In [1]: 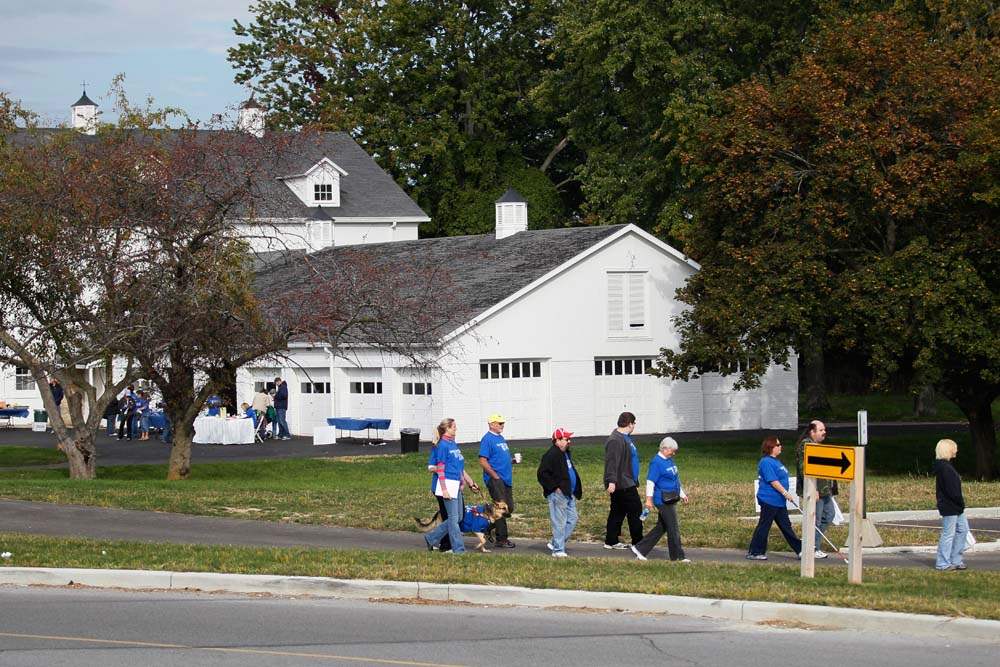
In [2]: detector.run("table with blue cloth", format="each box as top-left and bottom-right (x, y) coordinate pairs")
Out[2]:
(327, 417), (391, 446)
(0, 407), (29, 428)
(147, 411), (167, 431)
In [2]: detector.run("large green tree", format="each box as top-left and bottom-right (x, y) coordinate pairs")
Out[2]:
(654, 11), (999, 477)
(534, 0), (825, 234)
(229, 0), (572, 235)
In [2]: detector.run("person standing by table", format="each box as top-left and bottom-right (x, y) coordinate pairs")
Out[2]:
(934, 438), (969, 571)
(117, 386), (137, 441)
(631, 437), (689, 562)
(747, 436), (802, 560)
(251, 387), (273, 439)
(273, 377), (291, 440)
(479, 413), (515, 549)
(424, 418), (479, 554)
(135, 390), (151, 441)
(103, 394), (119, 437)
(537, 427), (582, 558)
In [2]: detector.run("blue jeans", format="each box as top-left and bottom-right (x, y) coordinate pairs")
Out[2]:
(106, 417), (116, 436)
(749, 502), (802, 556)
(139, 413), (150, 435)
(936, 513), (969, 569)
(275, 409), (290, 438)
(160, 416), (172, 444)
(816, 495), (836, 547)
(547, 491), (578, 554)
(425, 492), (464, 553)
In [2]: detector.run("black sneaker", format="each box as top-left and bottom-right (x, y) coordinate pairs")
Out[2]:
(495, 540), (516, 549)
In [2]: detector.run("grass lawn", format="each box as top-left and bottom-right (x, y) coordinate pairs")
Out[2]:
(0, 446), (66, 467)
(802, 392), (1000, 423)
(2, 532), (999, 620)
(0, 431), (996, 550)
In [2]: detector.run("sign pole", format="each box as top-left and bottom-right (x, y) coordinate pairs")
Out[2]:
(848, 444), (864, 584)
(858, 410), (868, 518)
(800, 476), (817, 578)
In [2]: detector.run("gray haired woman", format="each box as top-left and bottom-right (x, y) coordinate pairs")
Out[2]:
(631, 437), (690, 562)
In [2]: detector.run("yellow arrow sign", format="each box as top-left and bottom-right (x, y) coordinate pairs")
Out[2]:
(803, 443), (857, 481)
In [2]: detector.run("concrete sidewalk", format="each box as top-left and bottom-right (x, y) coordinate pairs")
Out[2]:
(3, 499), (1000, 570)
(1, 566), (997, 644)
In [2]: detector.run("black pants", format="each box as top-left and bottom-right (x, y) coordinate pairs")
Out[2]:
(436, 495), (451, 552)
(635, 502), (685, 560)
(117, 413), (134, 440)
(486, 477), (515, 542)
(748, 502), (802, 556)
(605, 485), (643, 546)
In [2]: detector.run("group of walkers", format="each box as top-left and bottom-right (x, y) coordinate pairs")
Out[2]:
(422, 410), (690, 561)
(422, 412), (973, 570)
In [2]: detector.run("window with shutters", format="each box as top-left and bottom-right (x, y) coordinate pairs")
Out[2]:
(607, 271), (648, 336)
(307, 220), (333, 247)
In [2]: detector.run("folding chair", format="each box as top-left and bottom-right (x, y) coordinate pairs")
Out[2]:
(253, 413), (265, 444)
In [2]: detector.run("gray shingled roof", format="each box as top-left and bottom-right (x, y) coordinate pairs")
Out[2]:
(10, 128), (427, 222)
(257, 225), (626, 337)
(72, 92), (97, 107)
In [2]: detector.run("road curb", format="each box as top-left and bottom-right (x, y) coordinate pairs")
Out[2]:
(1, 567), (997, 643)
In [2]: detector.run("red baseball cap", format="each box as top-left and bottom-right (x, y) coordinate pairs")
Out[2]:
(552, 427), (574, 440)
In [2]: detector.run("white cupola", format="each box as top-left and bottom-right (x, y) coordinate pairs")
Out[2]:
(71, 90), (98, 135)
(495, 187), (528, 239)
(237, 96), (266, 137)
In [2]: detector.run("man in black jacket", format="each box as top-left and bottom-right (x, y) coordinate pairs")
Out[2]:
(273, 377), (291, 440)
(537, 428), (583, 557)
(604, 411), (643, 549)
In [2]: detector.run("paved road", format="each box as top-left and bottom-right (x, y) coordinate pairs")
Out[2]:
(1, 586), (996, 667)
(0, 422), (970, 467)
(3, 499), (999, 571)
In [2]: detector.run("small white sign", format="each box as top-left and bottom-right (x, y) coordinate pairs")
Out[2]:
(857, 410), (868, 445)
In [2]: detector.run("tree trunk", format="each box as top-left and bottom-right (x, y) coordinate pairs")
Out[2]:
(802, 338), (830, 414)
(59, 430), (97, 479)
(167, 420), (194, 480)
(913, 385), (937, 418)
(957, 397), (998, 480)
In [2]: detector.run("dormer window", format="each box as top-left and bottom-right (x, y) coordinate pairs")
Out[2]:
(278, 157), (348, 208)
(314, 183), (333, 202)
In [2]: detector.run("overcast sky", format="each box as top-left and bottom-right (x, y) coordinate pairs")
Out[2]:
(0, 0), (257, 126)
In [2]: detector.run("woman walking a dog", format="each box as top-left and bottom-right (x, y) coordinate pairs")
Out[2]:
(424, 418), (479, 554)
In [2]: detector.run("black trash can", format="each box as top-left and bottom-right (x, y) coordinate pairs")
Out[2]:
(33, 409), (47, 423)
(400, 428), (420, 454)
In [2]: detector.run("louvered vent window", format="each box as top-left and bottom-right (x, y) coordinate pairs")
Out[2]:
(607, 271), (647, 334)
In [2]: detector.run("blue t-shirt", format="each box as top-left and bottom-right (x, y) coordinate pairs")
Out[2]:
(646, 453), (681, 499)
(566, 452), (577, 495)
(134, 396), (149, 414)
(625, 434), (640, 484)
(427, 443), (441, 493)
(757, 456), (789, 508)
(245, 407), (257, 422)
(432, 437), (465, 481)
(479, 431), (513, 486)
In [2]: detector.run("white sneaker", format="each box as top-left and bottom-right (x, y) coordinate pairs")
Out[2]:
(546, 542), (554, 551)
(815, 550), (828, 559)
(604, 542), (629, 550)
(552, 551), (568, 558)
(630, 545), (647, 561)
(678, 558), (691, 563)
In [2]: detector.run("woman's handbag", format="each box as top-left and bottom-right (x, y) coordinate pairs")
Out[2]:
(660, 490), (681, 505)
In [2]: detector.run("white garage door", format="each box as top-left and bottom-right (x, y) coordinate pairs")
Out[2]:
(345, 368), (390, 419)
(297, 368), (332, 434)
(478, 359), (549, 440)
(594, 357), (660, 432)
(397, 373), (436, 437)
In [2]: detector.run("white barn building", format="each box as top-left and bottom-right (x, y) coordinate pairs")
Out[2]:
(0, 94), (798, 440)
